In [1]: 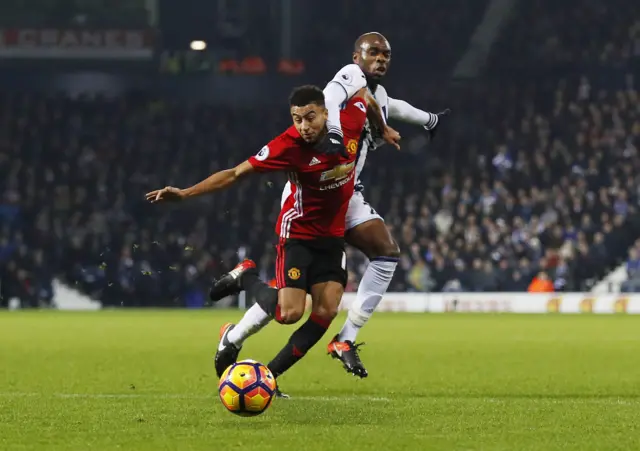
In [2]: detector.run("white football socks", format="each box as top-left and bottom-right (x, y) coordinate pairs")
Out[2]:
(338, 259), (397, 342)
(227, 303), (272, 347)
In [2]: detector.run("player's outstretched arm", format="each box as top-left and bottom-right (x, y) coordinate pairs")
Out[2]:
(145, 160), (255, 203)
(388, 97), (450, 126)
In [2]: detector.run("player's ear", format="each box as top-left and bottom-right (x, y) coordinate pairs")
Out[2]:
(322, 107), (328, 121)
(352, 52), (358, 63)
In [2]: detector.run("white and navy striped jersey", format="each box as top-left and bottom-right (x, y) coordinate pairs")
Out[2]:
(328, 64), (390, 191)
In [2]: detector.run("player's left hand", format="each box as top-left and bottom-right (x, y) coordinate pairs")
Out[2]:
(145, 186), (186, 203)
(424, 109), (451, 141)
(317, 131), (348, 158)
(383, 125), (401, 150)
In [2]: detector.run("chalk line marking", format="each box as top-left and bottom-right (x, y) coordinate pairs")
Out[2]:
(0, 392), (390, 402)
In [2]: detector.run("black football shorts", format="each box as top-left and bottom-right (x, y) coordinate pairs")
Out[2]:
(275, 237), (346, 290)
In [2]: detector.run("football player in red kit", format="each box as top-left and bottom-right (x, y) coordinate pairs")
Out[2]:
(146, 84), (385, 396)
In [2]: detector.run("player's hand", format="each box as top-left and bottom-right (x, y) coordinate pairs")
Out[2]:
(424, 109), (451, 141)
(145, 186), (186, 203)
(317, 131), (348, 158)
(383, 125), (401, 150)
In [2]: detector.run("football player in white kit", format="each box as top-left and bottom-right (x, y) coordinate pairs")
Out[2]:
(213, 32), (448, 390)
(321, 32), (449, 377)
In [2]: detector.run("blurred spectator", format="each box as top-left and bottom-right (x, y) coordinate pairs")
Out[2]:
(528, 271), (555, 293)
(622, 244), (640, 292)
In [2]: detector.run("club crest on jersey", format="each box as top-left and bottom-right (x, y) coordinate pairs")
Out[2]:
(346, 139), (358, 155)
(287, 268), (301, 280)
(354, 102), (366, 113)
(319, 161), (355, 182)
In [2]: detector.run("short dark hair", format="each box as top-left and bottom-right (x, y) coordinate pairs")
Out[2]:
(289, 85), (325, 107)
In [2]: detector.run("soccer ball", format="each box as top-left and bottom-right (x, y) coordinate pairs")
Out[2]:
(218, 359), (277, 416)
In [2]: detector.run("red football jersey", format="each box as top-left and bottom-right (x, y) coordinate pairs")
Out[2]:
(248, 96), (368, 239)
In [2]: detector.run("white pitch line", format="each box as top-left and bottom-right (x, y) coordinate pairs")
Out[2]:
(2, 393), (634, 405)
(0, 392), (390, 402)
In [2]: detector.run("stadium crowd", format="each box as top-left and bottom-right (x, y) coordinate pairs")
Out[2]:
(1, 70), (638, 308)
(1, 1), (639, 307)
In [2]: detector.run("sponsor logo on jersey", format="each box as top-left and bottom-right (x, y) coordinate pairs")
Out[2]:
(319, 173), (354, 191)
(309, 156), (321, 166)
(319, 161), (355, 182)
(346, 139), (358, 155)
(287, 267), (301, 280)
(255, 145), (269, 161)
(354, 102), (366, 113)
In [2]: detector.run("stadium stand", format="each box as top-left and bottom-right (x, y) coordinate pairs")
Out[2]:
(1, 70), (638, 307)
(305, 0), (488, 77)
(0, 0), (149, 27)
(488, 0), (640, 69)
(1, 1), (639, 307)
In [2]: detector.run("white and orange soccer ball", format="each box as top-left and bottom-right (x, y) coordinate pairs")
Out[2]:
(218, 359), (277, 416)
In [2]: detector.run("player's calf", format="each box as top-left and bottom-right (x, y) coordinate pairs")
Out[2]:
(267, 280), (341, 378)
(267, 311), (334, 378)
(310, 295), (340, 322)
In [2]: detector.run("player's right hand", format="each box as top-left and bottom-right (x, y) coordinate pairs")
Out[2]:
(424, 109), (451, 141)
(317, 131), (348, 158)
(145, 186), (186, 203)
(383, 126), (401, 150)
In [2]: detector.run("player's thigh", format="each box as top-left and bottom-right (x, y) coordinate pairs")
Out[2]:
(345, 191), (383, 232)
(275, 238), (312, 291)
(275, 239), (314, 321)
(307, 238), (347, 318)
(345, 195), (399, 259)
(310, 281), (344, 320)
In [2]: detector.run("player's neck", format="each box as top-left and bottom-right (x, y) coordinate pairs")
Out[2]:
(316, 128), (327, 143)
(365, 75), (379, 92)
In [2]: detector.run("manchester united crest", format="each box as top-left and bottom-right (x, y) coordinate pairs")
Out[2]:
(288, 268), (301, 280)
(346, 139), (358, 155)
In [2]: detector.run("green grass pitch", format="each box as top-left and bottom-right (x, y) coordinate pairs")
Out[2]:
(1, 310), (640, 451)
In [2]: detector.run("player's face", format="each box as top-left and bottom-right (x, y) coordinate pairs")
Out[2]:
(353, 38), (391, 81)
(290, 103), (328, 143)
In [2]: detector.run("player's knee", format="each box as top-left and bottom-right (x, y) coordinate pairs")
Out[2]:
(276, 287), (307, 324)
(382, 240), (400, 259)
(372, 239), (400, 260)
(312, 303), (339, 321)
(277, 306), (304, 325)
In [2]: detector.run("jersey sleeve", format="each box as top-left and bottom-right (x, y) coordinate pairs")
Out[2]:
(247, 132), (295, 172)
(326, 64), (367, 99)
(340, 96), (368, 140)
